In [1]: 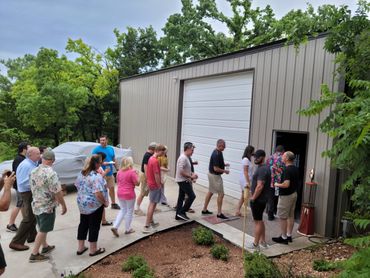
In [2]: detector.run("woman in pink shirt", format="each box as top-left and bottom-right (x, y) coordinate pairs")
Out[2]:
(111, 157), (139, 237)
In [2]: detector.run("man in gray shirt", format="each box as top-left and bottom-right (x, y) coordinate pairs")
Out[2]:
(175, 142), (198, 221)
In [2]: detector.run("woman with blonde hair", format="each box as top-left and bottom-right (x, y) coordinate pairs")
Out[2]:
(111, 157), (139, 237)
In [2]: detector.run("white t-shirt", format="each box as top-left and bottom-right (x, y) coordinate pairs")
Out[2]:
(239, 157), (253, 189)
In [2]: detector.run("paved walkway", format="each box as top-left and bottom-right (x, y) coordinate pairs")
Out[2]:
(0, 176), (313, 277)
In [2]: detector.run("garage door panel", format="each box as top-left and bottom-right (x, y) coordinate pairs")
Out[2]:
(182, 125), (249, 143)
(183, 118), (249, 129)
(181, 72), (253, 198)
(184, 99), (251, 108)
(185, 85), (253, 102)
(183, 107), (251, 121)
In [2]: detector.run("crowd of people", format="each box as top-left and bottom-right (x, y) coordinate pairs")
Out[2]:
(0, 135), (299, 275)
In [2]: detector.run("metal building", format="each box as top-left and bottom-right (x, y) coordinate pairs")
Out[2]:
(119, 34), (342, 236)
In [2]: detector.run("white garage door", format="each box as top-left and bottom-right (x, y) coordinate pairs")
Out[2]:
(181, 71), (253, 198)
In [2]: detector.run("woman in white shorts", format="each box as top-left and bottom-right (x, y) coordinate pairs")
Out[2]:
(236, 145), (254, 216)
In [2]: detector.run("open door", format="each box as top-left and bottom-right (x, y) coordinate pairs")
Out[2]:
(273, 131), (308, 219)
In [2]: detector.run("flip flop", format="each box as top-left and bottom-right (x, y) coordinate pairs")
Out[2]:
(76, 247), (88, 255)
(102, 221), (113, 226)
(89, 248), (105, 257)
(125, 229), (135, 234)
(187, 208), (195, 213)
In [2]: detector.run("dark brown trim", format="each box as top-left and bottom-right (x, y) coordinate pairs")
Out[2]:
(175, 80), (185, 167)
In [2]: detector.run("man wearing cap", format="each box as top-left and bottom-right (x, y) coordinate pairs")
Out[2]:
(28, 150), (67, 262)
(92, 135), (119, 210)
(9, 147), (40, 251)
(272, 151), (298, 244)
(135, 142), (156, 216)
(6, 142), (30, 232)
(248, 149), (271, 250)
(175, 142), (198, 221)
(202, 139), (230, 219)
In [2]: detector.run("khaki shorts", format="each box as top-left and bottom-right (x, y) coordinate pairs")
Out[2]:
(104, 175), (115, 188)
(207, 173), (224, 194)
(277, 192), (297, 219)
(139, 172), (149, 196)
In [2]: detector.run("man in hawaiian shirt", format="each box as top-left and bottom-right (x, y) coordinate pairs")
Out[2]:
(29, 150), (67, 263)
(266, 145), (285, 221)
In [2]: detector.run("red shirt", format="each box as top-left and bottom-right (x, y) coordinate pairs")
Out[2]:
(146, 156), (161, 189)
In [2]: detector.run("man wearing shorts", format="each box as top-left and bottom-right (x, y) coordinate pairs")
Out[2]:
(29, 150), (67, 262)
(142, 144), (165, 233)
(202, 139), (230, 219)
(272, 151), (298, 244)
(248, 149), (271, 250)
(135, 142), (156, 216)
(92, 135), (119, 209)
(7, 142), (30, 232)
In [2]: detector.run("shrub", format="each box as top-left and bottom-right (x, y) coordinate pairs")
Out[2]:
(338, 247), (370, 277)
(244, 252), (282, 278)
(122, 255), (147, 272)
(210, 244), (229, 261)
(192, 227), (214, 245)
(132, 264), (155, 278)
(312, 259), (337, 272)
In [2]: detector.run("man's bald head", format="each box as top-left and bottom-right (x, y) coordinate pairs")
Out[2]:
(27, 147), (41, 163)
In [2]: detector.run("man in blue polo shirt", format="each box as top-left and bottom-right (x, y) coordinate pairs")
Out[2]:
(92, 135), (120, 209)
(9, 147), (40, 251)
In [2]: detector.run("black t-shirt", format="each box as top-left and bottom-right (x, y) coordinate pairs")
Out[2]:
(280, 165), (299, 196)
(12, 154), (26, 190)
(141, 151), (153, 173)
(251, 165), (271, 202)
(208, 149), (225, 175)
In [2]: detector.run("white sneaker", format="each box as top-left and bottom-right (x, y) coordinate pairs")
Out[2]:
(151, 221), (159, 228)
(245, 242), (260, 251)
(259, 242), (270, 249)
(142, 225), (157, 234)
(135, 209), (146, 216)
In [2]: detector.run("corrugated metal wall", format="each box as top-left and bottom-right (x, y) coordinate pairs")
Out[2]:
(120, 36), (339, 235)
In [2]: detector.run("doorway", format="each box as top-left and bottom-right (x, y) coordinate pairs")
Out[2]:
(273, 131), (309, 219)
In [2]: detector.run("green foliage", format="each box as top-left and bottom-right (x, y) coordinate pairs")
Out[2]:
(0, 142), (15, 162)
(210, 244), (229, 261)
(244, 252), (282, 278)
(122, 255), (154, 278)
(132, 264), (155, 278)
(192, 227), (214, 245)
(338, 247), (370, 277)
(122, 255), (147, 272)
(106, 26), (161, 78)
(312, 259), (337, 272)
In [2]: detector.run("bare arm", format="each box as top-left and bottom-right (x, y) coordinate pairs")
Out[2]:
(95, 191), (107, 206)
(154, 172), (162, 186)
(213, 166), (229, 174)
(243, 165), (250, 188)
(0, 174), (15, 211)
(251, 180), (264, 200)
(275, 180), (290, 188)
(54, 191), (67, 215)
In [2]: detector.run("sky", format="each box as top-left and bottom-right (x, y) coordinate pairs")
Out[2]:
(0, 0), (358, 68)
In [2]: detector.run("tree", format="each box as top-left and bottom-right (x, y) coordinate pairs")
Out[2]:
(106, 26), (161, 78)
(8, 48), (89, 146)
(66, 38), (120, 144)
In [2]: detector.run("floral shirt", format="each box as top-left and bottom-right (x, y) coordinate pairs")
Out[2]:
(75, 171), (107, 215)
(30, 164), (62, 215)
(266, 152), (285, 190)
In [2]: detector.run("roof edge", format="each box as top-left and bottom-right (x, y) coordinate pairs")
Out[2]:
(120, 32), (329, 82)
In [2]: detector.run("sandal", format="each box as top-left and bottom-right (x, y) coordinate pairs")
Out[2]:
(187, 208), (195, 213)
(125, 229), (135, 234)
(76, 247), (88, 256)
(102, 221), (113, 226)
(89, 248), (105, 257)
(235, 212), (242, 217)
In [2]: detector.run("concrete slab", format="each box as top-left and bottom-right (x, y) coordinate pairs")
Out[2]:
(0, 174), (313, 277)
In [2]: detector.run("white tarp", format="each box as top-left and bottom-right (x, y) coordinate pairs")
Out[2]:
(0, 141), (133, 185)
